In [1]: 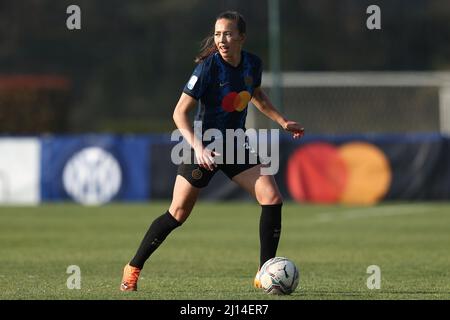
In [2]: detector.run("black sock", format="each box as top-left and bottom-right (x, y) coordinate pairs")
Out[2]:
(129, 211), (182, 269)
(259, 203), (282, 268)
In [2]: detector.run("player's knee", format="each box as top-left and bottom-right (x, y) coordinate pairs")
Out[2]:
(168, 206), (191, 224)
(258, 192), (283, 206)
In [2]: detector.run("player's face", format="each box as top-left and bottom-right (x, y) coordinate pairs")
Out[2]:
(214, 18), (245, 63)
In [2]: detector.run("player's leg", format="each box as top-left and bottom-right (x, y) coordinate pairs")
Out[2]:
(232, 164), (283, 205)
(120, 175), (201, 291)
(129, 175), (200, 267)
(232, 164), (283, 265)
(121, 157), (216, 292)
(231, 164), (283, 288)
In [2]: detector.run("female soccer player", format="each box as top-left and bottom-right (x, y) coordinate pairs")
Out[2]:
(120, 11), (304, 291)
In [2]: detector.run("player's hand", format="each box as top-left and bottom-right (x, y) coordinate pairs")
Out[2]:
(283, 120), (305, 139)
(194, 146), (221, 171)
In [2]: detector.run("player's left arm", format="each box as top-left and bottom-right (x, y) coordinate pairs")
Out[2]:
(251, 87), (305, 139)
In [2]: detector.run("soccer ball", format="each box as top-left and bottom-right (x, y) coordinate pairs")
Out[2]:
(259, 257), (299, 295)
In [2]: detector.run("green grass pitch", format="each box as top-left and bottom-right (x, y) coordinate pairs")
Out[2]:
(0, 201), (449, 300)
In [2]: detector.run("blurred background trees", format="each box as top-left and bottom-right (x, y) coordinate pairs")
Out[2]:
(0, 0), (449, 134)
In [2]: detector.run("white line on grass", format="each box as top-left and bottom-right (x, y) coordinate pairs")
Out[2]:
(315, 204), (431, 223)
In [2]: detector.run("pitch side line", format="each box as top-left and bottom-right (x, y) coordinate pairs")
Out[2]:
(314, 204), (431, 223)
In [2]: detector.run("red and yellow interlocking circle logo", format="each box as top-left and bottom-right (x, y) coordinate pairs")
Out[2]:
(286, 142), (392, 205)
(221, 91), (251, 112)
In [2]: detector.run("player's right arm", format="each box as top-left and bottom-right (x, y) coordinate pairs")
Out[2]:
(173, 93), (218, 171)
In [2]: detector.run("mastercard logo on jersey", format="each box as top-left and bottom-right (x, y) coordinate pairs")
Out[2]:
(221, 91), (251, 112)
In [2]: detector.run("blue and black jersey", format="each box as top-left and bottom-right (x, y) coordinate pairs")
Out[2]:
(183, 51), (262, 135)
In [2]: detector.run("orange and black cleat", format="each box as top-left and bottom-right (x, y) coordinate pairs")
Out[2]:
(120, 264), (141, 291)
(253, 269), (262, 289)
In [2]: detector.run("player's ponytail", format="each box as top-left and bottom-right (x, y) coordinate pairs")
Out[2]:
(195, 11), (246, 64)
(195, 35), (217, 64)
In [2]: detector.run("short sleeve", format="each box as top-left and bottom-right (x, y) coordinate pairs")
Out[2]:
(253, 57), (263, 88)
(183, 61), (210, 100)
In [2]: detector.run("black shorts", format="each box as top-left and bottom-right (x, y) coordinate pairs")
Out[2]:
(177, 142), (261, 188)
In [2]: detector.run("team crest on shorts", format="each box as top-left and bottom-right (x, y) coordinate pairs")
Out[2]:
(192, 168), (203, 180)
(244, 76), (253, 86)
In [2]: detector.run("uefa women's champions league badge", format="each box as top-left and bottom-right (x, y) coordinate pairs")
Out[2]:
(187, 75), (199, 90)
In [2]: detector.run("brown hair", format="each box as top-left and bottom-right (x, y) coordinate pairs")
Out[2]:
(194, 11), (246, 64)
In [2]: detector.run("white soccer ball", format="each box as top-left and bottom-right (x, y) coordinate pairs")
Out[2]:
(259, 257), (300, 295)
